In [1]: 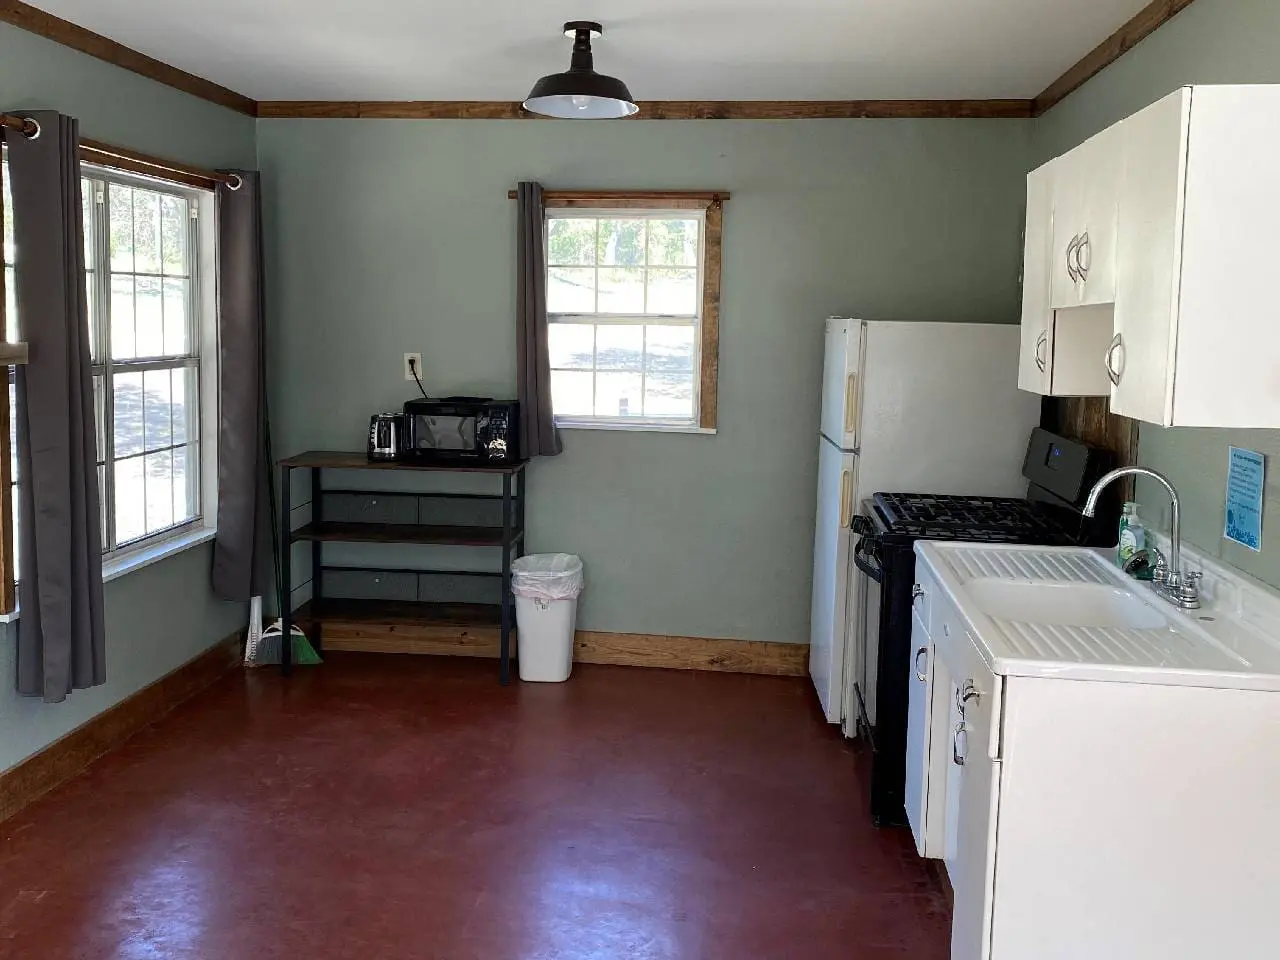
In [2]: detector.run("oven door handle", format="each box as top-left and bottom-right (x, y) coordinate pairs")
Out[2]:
(853, 536), (883, 583)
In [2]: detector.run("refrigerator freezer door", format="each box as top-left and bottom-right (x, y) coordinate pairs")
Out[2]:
(821, 318), (864, 451)
(810, 438), (858, 723)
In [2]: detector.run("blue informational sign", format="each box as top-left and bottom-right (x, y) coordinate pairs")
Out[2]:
(1224, 447), (1266, 552)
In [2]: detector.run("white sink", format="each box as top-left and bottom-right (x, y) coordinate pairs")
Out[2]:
(965, 578), (1168, 630)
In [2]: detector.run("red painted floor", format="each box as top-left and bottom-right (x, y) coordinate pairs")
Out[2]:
(0, 655), (950, 959)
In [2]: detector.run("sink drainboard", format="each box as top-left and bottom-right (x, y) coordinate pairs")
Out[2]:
(946, 548), (1111, 585)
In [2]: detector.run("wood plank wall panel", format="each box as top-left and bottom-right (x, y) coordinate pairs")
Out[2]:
(0, 631), (243, 823)
(0, 1), (256, 115)
(1033, 0), (1201, 115)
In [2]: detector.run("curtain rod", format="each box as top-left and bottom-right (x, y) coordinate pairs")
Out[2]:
(1, 113), (241, 191)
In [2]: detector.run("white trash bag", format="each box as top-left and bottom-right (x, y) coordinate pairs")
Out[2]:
(511, 553), (584, 602)
(512, 554), (583, 682)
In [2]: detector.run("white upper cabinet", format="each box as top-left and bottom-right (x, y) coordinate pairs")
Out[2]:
(1020, 84), (1280, 426)
(1049, 126), (1122, 309)
(1112, 85), (1280, 427)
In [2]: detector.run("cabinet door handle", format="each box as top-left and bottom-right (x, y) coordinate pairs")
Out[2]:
(961, 680), (981, 707)
(1034, 330), (1048, 372)
(912, 584), (925, 600)
(1065, 235), (1081, 283)
(953, 722), (968, 766)
(844, 374), (858, 434)
(914, 646), (929, 682)
(1076, 231), (1092, 280)
(1104, 332), (1123, 386)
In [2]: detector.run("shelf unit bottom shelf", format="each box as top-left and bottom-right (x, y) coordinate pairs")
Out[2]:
(293, 598), (516, 659)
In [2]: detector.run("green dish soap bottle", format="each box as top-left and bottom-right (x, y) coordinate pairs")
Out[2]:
(1117, 501), (1145, 567)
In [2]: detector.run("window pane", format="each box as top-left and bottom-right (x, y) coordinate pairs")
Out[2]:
(548, 324), (593, 370)
(596, 325), (643, 371)
(145, 449), (174, 533)
(648, 219), (699, 266)
(163, 278), (189, 355)
(143, 368), (173, 452)
(109, 186), (134, 272)
(551, 370), (593, 417)
(598, 268), (644, 313)
(597, 219), (645, 266)
(173, 444), (196, 524)
(111, 275), (136, 360)
(4, 266), (14, 343)
(132, 189), (161, 274)
(82, 179), (95, 269)
(160, 195), (188, 274)
(546, 218), (595, 266)
(547, 267), (595, 313)
(135, 276), (164, 357)
(644, 372), (696, 419)
(114, 371), (145, 457)
(647, 267), (699, 315)
(646, 325), (696, 374)
(171, 367), (192, 446)
(595, 372), (643, 418)
(114, 455), (146, 544)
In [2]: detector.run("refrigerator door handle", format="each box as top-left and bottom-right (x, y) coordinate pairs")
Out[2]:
(844, 374), (859, 435)
(839, 470), (852, 528)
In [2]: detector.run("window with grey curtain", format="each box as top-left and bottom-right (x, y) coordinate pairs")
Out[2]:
(8, 111), (106, 703)
(516, 181), (562, 458)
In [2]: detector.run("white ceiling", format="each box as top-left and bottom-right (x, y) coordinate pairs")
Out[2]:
(29, 0), (1151, 101)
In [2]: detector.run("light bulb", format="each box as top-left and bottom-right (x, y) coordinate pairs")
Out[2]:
(572, 95), (592, 111)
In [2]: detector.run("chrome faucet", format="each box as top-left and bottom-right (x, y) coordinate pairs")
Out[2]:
(1083, 467), (1201, 610)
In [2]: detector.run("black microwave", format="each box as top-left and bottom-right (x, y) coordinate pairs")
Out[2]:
(402, 398), (520, 465)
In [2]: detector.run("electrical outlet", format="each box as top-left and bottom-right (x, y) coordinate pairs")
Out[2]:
(404, 353), (423, 382)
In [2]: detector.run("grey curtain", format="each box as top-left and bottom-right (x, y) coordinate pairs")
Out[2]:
(211, 171), (270, 602)
(10, 111), (106, 703)
(515, 181), (562, 458)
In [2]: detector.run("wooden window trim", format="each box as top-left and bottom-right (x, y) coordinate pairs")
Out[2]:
(527, 190), (727, 430)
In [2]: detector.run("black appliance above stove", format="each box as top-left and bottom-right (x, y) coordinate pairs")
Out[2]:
(850, 428), (1119, 827)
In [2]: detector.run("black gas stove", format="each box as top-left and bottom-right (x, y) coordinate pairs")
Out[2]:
(870, 492), (1073, 544)
(851, 429), (1119, 828)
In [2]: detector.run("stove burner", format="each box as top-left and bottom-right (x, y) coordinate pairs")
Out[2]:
(872, 492), (1067, 544)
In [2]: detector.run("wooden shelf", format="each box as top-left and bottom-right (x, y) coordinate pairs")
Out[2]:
(291, 521), (523, 547)
(280, 450), (527, 474)
(294, 597), (503, 628)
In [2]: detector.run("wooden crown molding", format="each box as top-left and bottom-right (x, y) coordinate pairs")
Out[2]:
(257, 99), (1036, 120)
(1033, 0), (1200, 116)
(2, 0), (1198, 122)
(0, 1), (255, 116)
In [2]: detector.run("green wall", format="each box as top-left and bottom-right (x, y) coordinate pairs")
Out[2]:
(1033, 0), (1280, 583)
(0, 23), (254, 772)
(258, 118), (1031, 643)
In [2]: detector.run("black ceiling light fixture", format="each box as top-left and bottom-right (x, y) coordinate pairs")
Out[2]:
(523, 21), (639, 120)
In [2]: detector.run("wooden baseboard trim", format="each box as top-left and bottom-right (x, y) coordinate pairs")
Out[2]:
(322, 622), (807, 677)
(0, 629), (243, 823)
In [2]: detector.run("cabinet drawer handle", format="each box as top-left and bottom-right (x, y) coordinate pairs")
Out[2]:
(1034, 330), (1048, 372)
(1104, 332), (1123, 386)
(1065, 235), (1081, 283)
(1076, 231), (1091, 280)
(953, 722), (968, 766)
(914, 646), (929, 682)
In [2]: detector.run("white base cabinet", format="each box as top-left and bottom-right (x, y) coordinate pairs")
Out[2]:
(906, 564), (1280, 960)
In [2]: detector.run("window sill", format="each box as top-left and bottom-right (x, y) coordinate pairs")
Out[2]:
(0, 526), (218, 624)
(556, 419), (717, 436)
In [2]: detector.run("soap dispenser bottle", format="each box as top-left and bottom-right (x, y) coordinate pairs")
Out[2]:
(1117, 501), (1145, 567)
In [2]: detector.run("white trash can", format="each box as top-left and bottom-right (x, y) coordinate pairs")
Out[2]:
(512, 554), (584, 682)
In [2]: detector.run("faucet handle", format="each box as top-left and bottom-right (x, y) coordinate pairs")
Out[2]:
(1177, 571), (1204, 608)
(1150, 549), (1170, 585)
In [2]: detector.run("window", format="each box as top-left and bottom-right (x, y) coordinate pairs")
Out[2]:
(1, 156), (218, 577)
(544, 195), (723, 431)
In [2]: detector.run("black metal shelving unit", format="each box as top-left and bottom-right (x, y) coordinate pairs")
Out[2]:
(277, 451), (528, 684)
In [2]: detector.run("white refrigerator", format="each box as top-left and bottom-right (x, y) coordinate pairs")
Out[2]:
(809, 319), (1041, 727)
